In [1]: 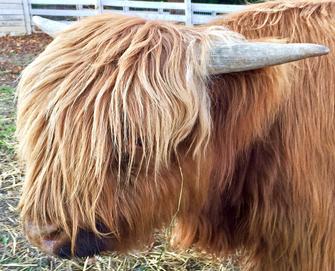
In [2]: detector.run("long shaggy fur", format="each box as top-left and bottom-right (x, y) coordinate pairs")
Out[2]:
(175, 1), (335, 270)
(16, 15), (242, 251)
(17, 1), (335, 270)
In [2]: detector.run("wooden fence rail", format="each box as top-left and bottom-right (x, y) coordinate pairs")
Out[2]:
(0, 0), (31, 36)
(0, 0), (246, 36)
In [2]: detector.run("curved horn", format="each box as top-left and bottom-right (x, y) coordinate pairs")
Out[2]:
(209, 42), (330, 74)
(33, 16), (69, 38)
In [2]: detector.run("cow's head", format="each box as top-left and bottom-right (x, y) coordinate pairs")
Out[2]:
(17, 14), (328, 258)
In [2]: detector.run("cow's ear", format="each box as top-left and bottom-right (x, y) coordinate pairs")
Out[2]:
(208, 41), (329, 74)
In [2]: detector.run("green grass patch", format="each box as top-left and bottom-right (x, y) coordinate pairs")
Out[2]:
(0, 123), (15, 143)
(0, 234), (10, 246)
(0, 122), (16, 154)
(0, 86), (15, 95)
(0, 85), (16, 154)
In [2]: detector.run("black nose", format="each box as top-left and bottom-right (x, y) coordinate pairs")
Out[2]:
(56, 228), (109, 259)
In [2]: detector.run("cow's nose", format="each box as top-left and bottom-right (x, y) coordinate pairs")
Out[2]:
(56, 228), (109, 258)
(24, 222), (113, 258)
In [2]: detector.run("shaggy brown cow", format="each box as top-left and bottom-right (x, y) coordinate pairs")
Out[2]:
(16, 0), (334, 270)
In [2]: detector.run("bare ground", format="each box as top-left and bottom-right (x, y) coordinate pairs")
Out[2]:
(0, 34), (238, 271)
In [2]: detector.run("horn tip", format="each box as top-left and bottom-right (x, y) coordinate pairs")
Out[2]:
(303, 43), (330, 56)
(32, 16), (44, 25)
(317, 44), (330, 55)
(32, 16), (69, 38)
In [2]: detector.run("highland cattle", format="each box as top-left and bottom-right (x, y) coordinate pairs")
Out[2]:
(16, 1), (334, 270)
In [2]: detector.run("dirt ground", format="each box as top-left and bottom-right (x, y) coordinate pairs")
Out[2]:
(0, 34), (237, 271)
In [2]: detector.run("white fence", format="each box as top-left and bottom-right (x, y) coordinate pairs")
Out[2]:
(0, 0), (247, 36)
(0, 0), (31, 36)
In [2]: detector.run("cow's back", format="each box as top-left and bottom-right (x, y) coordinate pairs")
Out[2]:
(211, 1), (335, 270)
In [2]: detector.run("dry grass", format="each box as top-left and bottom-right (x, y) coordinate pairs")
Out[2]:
(0, 34), (238, 271)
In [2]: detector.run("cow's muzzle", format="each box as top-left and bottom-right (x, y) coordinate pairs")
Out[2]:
(24, 222), (114, 258)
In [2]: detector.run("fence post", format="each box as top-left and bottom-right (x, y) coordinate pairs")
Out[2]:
(77, 4), (83, 20)
(123, 0), (129, 13)
(22, 0), (32, 34)
(184, 0), (192, 25)
(95, 0), (103, 14)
